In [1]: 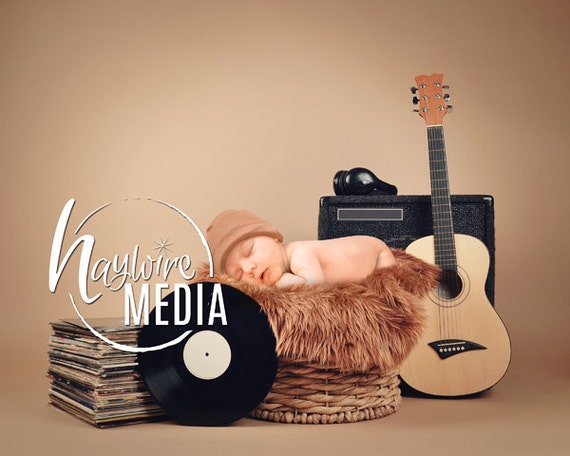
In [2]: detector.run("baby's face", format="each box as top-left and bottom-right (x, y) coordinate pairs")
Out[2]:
(224, 235), (286, 286)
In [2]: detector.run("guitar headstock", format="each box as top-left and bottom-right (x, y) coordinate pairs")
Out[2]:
(412, 73), (451, 126)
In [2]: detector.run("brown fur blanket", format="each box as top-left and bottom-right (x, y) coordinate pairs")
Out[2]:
(194, 249), (439, 373)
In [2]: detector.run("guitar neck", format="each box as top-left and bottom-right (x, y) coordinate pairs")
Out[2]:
(427, 125), (457, 271)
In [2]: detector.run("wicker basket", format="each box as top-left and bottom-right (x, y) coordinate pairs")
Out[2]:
(251, 358), (401, 424)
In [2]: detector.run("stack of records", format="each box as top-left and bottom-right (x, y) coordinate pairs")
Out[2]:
(47, 318), (167, 427)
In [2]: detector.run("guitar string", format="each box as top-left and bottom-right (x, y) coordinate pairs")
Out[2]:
(442, 125), (462, 344)
(436, 125), (450, 342)
(428, 125), (462, 343)
(428, 127), (440, 338)
(428, 126), (443, 341)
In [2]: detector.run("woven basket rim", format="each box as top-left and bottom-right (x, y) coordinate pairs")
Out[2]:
(252, 360), (401, 424)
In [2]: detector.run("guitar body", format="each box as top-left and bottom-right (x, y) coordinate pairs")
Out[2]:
(401, 234), (511, 396)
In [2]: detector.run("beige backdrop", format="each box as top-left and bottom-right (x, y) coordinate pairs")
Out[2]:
(1, 1), (568, 455)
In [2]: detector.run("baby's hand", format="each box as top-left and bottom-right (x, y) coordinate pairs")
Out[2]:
(275, 272), (307, 288)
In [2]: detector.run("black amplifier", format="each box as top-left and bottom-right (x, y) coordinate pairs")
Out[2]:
(318, 194), (496, 305)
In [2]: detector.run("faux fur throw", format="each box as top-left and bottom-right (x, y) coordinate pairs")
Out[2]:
(194, 249), (439, 373)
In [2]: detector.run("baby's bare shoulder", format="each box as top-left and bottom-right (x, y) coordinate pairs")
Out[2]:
(287, 240), (320, 258)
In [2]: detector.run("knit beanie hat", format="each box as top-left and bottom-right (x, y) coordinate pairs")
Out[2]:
(206, 209), (283, 274)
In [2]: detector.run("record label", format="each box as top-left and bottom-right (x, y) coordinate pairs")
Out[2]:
(182, 330), (232, 380)
(138, 282), (277, 426)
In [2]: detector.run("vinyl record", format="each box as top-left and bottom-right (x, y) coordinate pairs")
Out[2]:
(138, 282), (277, 425)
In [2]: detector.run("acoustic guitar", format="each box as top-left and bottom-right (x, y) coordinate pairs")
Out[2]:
(400, 74), (511, 396)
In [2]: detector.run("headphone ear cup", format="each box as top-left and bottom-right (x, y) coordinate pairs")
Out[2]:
(333, 170), (349, 195)
(333, 168), (398, 196)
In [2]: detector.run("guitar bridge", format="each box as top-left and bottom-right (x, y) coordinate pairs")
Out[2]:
(428, 339), (487, 359)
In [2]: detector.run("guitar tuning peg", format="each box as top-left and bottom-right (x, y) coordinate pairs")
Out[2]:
(444, 94), (451, 102)
(410, 86), (418, 94)
(446, 104), (453, 113)
(413, 109), (419, 113)
(412, 96), (420, 105)
(443, 85), (450, 89)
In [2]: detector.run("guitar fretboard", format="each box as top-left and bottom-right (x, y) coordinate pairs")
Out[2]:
(427, 125), (458, 271)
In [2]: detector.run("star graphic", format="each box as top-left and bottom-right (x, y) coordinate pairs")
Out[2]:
(154, 237), (173, 256)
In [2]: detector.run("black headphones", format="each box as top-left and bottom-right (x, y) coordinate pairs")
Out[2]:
(333, 167), (398, 196)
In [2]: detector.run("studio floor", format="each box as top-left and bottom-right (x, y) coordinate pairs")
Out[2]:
(1, 351), (567, 456)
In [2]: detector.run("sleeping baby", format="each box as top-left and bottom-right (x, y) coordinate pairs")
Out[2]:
(206, 209), (396, 288)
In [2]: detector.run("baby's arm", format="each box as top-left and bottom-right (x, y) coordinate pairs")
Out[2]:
(275, 244), (325, 288)
(275, 272), (307, 288)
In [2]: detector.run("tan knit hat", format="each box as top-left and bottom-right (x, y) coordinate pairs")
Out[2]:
(206, 209), (283, 274)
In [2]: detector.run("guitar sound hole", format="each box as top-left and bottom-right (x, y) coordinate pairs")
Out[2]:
(436, 269), (463, 300)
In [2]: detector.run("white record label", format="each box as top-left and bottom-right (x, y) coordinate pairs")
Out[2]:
(182, 330), (232, 380)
